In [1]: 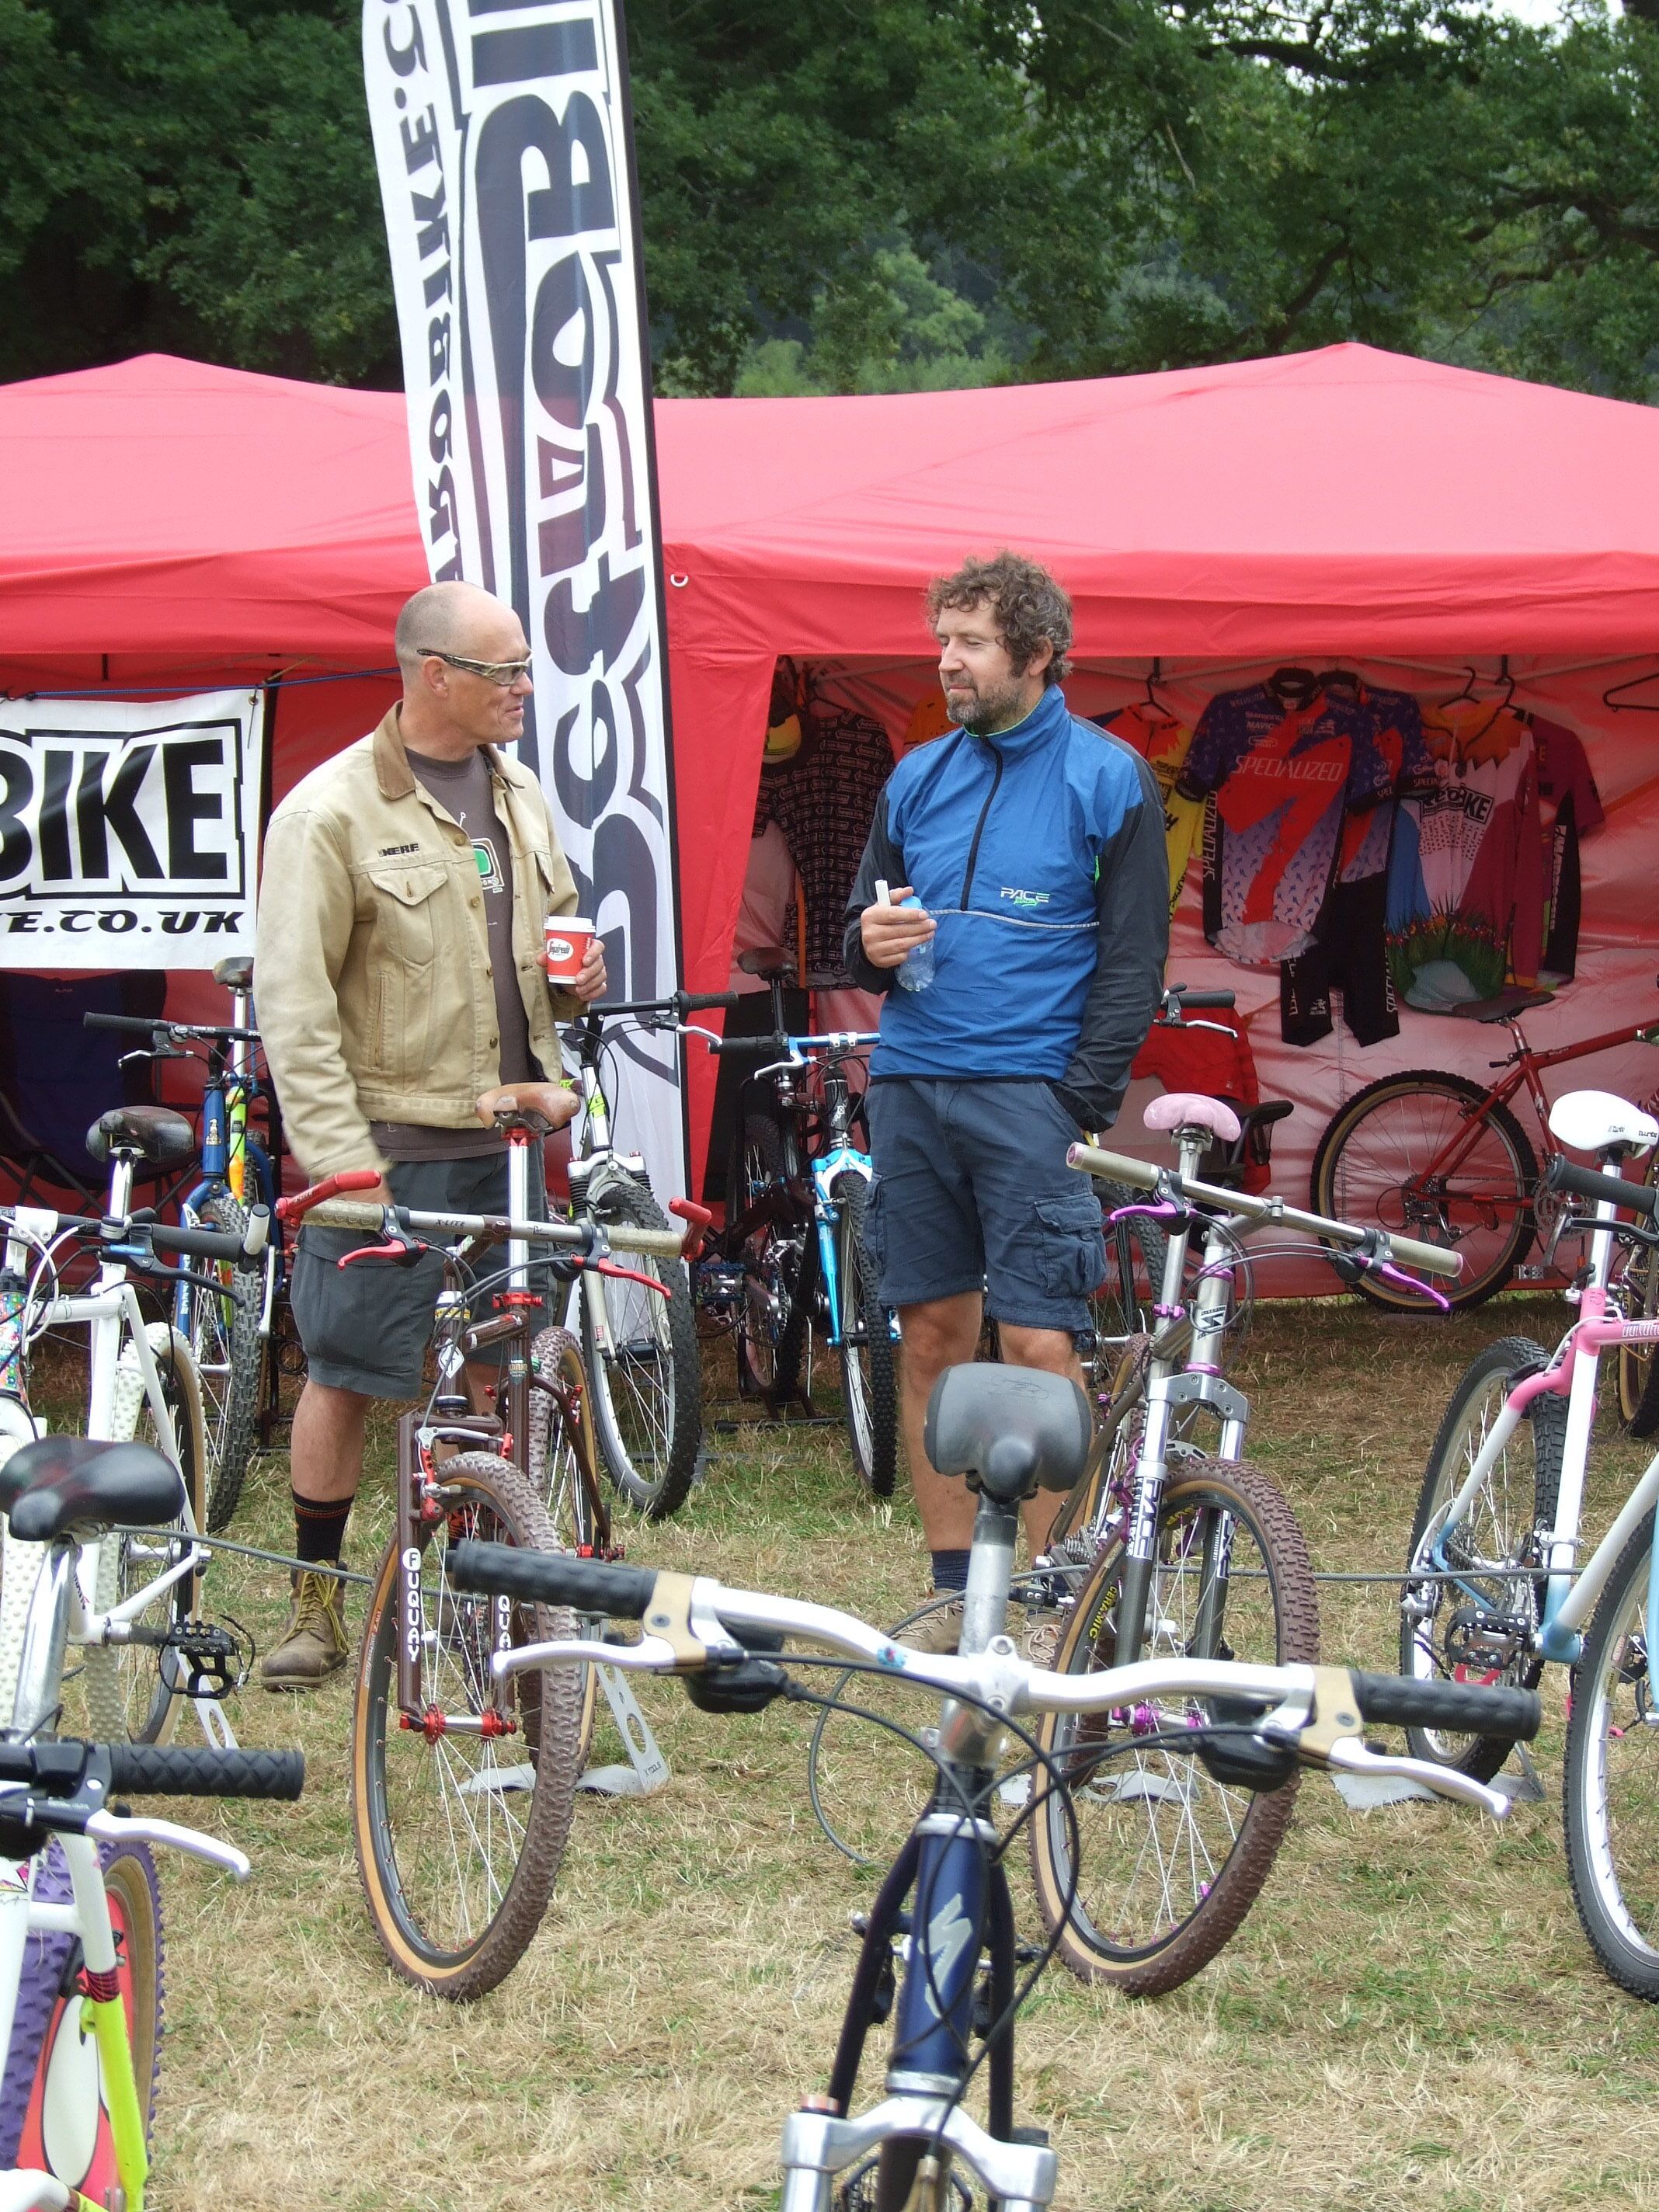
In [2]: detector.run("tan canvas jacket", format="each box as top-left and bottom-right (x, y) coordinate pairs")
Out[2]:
(255, 708), (581, 1177)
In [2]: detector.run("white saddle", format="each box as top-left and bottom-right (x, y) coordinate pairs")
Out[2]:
(1142, 1091), (1242, 1146)
(1548, 1088), (1659, 1159)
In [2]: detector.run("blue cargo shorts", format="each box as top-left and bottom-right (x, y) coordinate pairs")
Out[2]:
(861, 1078), (1107, 1335)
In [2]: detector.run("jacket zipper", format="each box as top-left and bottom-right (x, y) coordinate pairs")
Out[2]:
(958, 740), (1004, 909)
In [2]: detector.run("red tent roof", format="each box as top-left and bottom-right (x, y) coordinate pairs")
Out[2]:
(7, 343), (1659, 663)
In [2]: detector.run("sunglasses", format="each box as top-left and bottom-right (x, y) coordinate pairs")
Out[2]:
(418, 648), (534, 687)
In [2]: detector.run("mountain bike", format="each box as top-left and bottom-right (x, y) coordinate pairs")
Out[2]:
(700, 998), (896, 1496)
(1310, 979), (1659, 1311)
(1, 1111), (268, 1748)
(85, 959), (290, 1532)
(558, 992), (722, 1519)
(276, 1097), (696, 1998)
(1396, 1084), (1659, 1998)
(1023, 1117), (1460, 1993)
(0, 1426), (304, 2212)
(449, 1360), (1538, 2210)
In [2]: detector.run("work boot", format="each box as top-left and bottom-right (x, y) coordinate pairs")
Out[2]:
(897, 1593), (963, 1656)
(260, 1565), (349, 1690)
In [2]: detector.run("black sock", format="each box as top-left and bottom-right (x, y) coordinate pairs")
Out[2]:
(930, 1547), (972, 1595)
(293, 1490), (352, 1566)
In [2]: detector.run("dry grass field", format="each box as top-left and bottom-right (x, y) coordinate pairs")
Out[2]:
(41, 1300), (1659, 2210)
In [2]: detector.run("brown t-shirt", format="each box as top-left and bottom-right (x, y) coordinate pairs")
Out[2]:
(370, 745), (537, 1162)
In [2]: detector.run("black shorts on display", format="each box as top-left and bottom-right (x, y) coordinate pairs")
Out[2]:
(863, 1077), (1107, 1337)
(1279, 874), (1400, 1049)
(290, 1149), (552, 1400)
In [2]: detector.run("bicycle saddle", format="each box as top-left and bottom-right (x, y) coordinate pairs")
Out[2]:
(213, 955), (254, 991)
(1548, 1089), (1659, 1160)
(475, 1081), (579, 1138)
(736, 947), (797, 983)
(1143, 1092), (1243, 1145)
(924, 1365), (1092, 1504)
(1449, 987), (1555, 1023)
(0, 1435), (185, 1543)
(85, 1105), (197, 1169)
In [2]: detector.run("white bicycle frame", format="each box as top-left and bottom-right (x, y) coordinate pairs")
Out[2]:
(2, 1163), (224, 1746)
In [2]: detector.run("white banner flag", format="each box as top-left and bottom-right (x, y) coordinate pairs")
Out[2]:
(364, 0), (686, 1197)
(0, 689), (265, 970)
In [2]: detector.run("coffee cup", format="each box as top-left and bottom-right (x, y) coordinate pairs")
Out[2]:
(544, 915), (596, 986)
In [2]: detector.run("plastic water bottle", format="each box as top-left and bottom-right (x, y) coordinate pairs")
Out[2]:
(897, 896), (934, 993)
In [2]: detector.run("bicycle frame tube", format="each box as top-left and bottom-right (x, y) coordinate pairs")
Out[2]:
(810, 1146), (872, 1354)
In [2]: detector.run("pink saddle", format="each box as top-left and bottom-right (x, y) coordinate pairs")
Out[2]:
(1142, 1091), (1242, 1146)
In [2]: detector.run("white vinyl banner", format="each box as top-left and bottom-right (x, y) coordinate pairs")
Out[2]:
(0, 690), (265, 970)
(364, 0), (686, 1196)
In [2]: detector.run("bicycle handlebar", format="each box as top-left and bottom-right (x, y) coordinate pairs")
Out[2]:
(1344, 1671), (1539, 1738)
(1163, 986), (1236, 1011)
(274, 1170), (384, 1224)
(1542, 1153), (1659, 1219)
(1068, 1142), (1463, 1280)
(293, 1196), (686, 1259)
(583, 989), (743, 1020)
(84, 1011), (260, 1045)
(452, 1546), (656, 1614)
(106, 1744), (306, 1800)
(149, 1208), (270, 1264)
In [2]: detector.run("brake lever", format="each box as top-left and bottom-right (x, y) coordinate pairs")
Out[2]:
(337, 1236), (430, 1271)
(1322, 1737), (1511, 1821)
(86, 1807), (252, 1876)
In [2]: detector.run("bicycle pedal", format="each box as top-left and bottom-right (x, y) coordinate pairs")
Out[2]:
(158, 1617), (251, 1700)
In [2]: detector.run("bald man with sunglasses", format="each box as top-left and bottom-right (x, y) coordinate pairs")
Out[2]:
(254, 582), (604, 1688)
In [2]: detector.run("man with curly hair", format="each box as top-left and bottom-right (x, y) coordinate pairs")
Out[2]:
(843, 551), (1167, 1647)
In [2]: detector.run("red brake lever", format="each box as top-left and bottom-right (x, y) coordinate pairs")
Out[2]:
(337, 1236), (430, 1271)
(669, 1196), (714, 1261)
(584, 1257), (670, 1300)
(276, 1168), (384, 1225)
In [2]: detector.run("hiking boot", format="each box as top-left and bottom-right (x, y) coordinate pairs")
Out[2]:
(897, 1594), (963, 1656)
(260, 1565), (349, 1690)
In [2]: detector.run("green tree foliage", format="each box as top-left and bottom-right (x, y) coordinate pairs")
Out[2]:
(9, 0), (1659, 402)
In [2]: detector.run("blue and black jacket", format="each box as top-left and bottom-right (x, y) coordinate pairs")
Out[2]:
(841, 683), (1168, 1130)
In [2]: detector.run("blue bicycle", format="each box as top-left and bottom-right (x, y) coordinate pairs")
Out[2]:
(451, 1362), (1540, 2207)
(701, 993), (896, 1494)
(85, 957), (284, 1531)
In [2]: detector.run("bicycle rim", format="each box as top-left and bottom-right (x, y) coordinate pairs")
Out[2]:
(834, 1176), (895, 1497)
(351, 1453), (579, 1998)
(529, 1328), (602, 1767)
(1028, 1459), (1318, 1994)
(1563, 1520), (1659, 1999)
(580, 1182), (700, 1518)
(186, 1192), (263, 1532)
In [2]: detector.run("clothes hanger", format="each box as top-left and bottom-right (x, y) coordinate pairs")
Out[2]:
(1603, 664), (1659, 714)
(1441, 658), (1517, 756)
(1266, 665), (1320, 704)
(1139, 656), (1180, 723)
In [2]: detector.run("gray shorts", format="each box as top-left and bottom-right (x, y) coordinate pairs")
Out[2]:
(290, 1149), (554, 1400)
(863, 1078), (1107, 1336)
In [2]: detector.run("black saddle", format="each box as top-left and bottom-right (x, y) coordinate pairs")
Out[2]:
(924, 1365), (1092, 1504)
(1449, 987), (1556, 1024)
(85, 1105), (196, 1169)
(0, 1435), (185, 1542)
(213, 956), (254, 992)
(736, 946), (797, 983)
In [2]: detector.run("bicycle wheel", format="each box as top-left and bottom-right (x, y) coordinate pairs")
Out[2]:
(832, 1174), (896, 1497)
(181, 1190), (265, 1532)
(0, 1838), (163, 2188)
(352, 1452), (581, 1998)
(1027, 1456), (1319, 1995)
(1399, 1334), (1564, 1781)
(1563, 1515), (1659, 1999)
(529, 1327), (603, 1769)
(732, 1112), (814, 1402)
(1090, 1180), (1169, 1345)
(1311, 1071), (1536, 1310)
(578, 1174), (702, 1520)
(74, 1325), (207, 1748)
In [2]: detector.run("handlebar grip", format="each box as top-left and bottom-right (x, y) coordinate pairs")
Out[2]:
(1349, 1670), (1541, 1741)
(1067, 1143), (1160, 1192)
(148, 1221), (249, 1263)
(708, 1034), (791, 1057)
(448, 1539), (658, 1618)
(1378, 1232), (1463, 1279)
(83, 1012), (169, 1035)
(1170, 989), (1236, 1010)
(1542, 1153), (1659, 1219)
(105, 1744), (307, 1800)
(678, 991), (741, 1014)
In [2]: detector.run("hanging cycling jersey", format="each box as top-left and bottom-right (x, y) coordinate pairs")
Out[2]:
(1177, 683), (1392, 966)
(1385, 701), (1546, 1009)
(756, 702), (895, 980)
(1533, 718), (1605, 985)
(1096, 704), (1206, 918)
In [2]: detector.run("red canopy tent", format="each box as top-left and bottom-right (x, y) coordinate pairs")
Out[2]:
(3, 343), (1658, 1202)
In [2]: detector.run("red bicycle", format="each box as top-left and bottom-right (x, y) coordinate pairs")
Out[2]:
(1310, 982), (1659, 1314)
